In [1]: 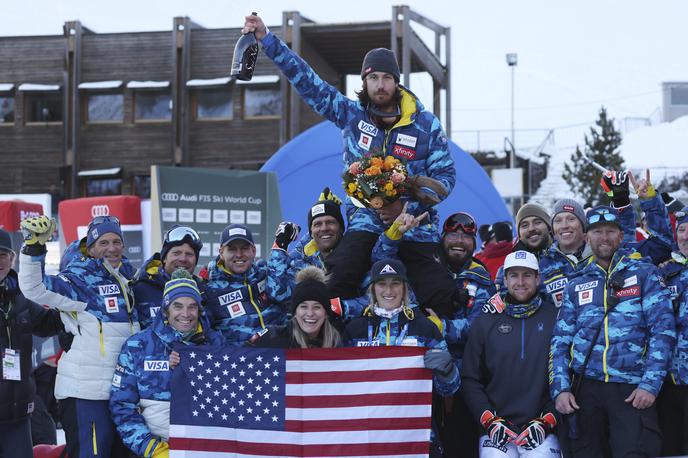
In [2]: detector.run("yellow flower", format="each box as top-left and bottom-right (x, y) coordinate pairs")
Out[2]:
(383, 156), (398, 171)
(357, 191), (364, 199)
(384, 181), (395, 192)
(347, 182), (357, 195)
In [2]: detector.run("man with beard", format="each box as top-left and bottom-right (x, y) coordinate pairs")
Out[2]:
(462, 250), (560, 457)
(241, 14), (457, 320)
(495, 203), (552, 290)
(550, 206), (676, 458)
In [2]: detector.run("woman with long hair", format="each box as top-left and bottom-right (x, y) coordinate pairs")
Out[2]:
(253, 266), (341, 349)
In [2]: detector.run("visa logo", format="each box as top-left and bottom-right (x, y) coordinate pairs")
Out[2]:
(546, 278), (568, 293)
(219, 290), (243, 306)
(358, 120), (379, 136)
(574, 281), (598, 292)
(99, 284), (121, 296)
(144, 360), (169, 371)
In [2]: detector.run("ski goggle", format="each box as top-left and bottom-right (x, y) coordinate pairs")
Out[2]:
(587, 208), (618, 225)
(90, 215), (120, 226)
(164, 225), (202, 250)
(443, 212), (477, 235)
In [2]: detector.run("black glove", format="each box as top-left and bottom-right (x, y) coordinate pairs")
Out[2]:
(423, 349), (454, 381)
(600, 170), (630, 208)
(274, 222), (300, 250)
(661, 192), (685, 214)
(452, 288), (470, 311)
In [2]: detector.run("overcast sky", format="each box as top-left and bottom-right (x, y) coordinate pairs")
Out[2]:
(5, 0), (687, 150)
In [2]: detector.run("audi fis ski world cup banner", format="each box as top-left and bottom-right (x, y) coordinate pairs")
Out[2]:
(150, 166), (282, 268)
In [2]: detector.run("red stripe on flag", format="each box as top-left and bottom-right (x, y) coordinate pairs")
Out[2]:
(170, 437), (430, 456)
(285, 392), (432, 408)
(286, 346), (426, 361)
(285, 367), (429, 384)
(283, 416), (431, 433)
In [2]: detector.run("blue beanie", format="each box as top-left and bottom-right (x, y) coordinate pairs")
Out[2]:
(163, 270), (202, 309)
(86, 217), (123, 247)
(675, 206), (688, 228)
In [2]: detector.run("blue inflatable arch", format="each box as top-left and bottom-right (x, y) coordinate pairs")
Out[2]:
(261, 121), (512, 245)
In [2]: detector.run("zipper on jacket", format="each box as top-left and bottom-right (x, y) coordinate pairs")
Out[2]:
(245, 278), (266, 330)
(92, 421), (98, 455)
(98, 319), (105, 357)
(3, 301), (12, 348)
(521, 319), (525, 360)
(601, 256), (624, 382)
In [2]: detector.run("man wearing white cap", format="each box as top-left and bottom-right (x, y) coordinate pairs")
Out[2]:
(462, 251), (561, 457)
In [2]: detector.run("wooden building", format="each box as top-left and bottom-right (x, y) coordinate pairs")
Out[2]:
(0, 6), (450, 203)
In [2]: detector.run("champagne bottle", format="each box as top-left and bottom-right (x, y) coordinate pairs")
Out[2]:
(230, 12), (259, 81)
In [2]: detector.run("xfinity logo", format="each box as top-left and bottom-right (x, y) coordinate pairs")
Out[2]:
(161, 193), (179, 202)
(91, 205), (110, 217)
(144, 361), (169, 371)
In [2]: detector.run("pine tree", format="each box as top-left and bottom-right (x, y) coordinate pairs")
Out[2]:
(562, 106), (624, 206)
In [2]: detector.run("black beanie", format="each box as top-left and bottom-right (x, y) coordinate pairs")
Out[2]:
(291, 267), (335, 319)
(307, 200), (345, 235)
(361, 48), (400, 82)
(160, 239), (200, 263)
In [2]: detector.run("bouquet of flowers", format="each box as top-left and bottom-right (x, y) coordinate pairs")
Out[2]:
(342, 151), (409, 209)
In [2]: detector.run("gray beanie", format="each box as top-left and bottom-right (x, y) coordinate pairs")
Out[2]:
(552, 199), (587, 231)
(515, 203), (551, 229)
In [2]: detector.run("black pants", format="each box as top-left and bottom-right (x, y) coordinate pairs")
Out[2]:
(443, 392), (479, 458)
(0, 418), (33, 458)
(569, 379), (661, 458)
(656, 381), (688, 456)
(325, 230), (455, 316)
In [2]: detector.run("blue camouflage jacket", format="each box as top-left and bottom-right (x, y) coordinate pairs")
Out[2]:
(110, 313), (223, 457)
(344, 306), (460, 396)
(659, 252), (688, 385)
(549, 248), (676, 399)
(261, 32), (456, 241)
(205, 250), (291, 345)
(132, 254), (207, 329)
(538, 242), (593, 308)
(288, 237), (368, 320)
(616, 197), (673, 264)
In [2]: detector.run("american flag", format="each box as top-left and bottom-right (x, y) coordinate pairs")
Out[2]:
(169, 345), (433, 458)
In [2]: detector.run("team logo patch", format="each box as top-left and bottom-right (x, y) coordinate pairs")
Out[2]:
(538, 322), (544, 332)
(497, 322), (512, 334)
(483, 294), (506, 314)
(311, 203), (325, 217)
(395, 133), (417, 147)
(358, 120), (378, 136)
(112, 374), (121, 388)
(400, 337), (419, 347)
(104, 297), (119, 313)
(144, 360), (170, 371)
(615, 285), (641, 298)
(358, 133), (372, 151)
(228, 227), (246, 237)
(149, 306), (160, 318)
(482, 439), (508, 452)
(379, 264), (397, 275)
(622, 275), (638, 287)
(515, 251), (527, 259)
(98, 284), (121, 296)
(91, 228), (99, 240)
(227, 301), (246, 318)
(392, 144), (416, 160)
(563, 204), (574, 212)
(219, 290), (243, 306)
(552, 291), (564, 307)
(356, 340), (380, 347)
(669, 285), (678, 298)
(257, 280), (266, 294)
(575, 281), (598, 292)
(578, 289), (593, 305)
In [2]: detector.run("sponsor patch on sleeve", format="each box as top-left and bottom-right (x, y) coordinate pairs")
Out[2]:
(578, 289), (593, 305)
(228, 301), (246, 318)
(358, 133), (372, 151)
(104, 297), (119, 313)
(615, 285), (641, 298)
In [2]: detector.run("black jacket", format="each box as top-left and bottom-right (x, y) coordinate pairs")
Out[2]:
(461, 293), (558, 429)
(0, 270), (62, 424)
(253, 323), (341, 349)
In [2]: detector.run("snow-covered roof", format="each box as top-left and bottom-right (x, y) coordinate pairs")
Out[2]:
(127, 80), (170, 89)
(77, 167), (122, 177)
(78, 80), (123, 90)
(622, 116), (688, 169)
(18, 83), (60, 91)
(0, 83), (14, 92)
(186, 77), (232, 87)
(236, 75), (279, 85)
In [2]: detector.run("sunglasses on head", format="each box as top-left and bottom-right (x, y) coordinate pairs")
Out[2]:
(587, 210), (618, 225)
(443, 212), (477, 235)
(90, 215), (120, 226)
(164, 225), (202, 249)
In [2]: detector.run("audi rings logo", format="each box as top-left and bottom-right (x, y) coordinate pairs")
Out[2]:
(91, 205), (110, 217)
(161, 193), (179, 202)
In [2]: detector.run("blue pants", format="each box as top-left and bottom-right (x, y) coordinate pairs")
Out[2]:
(60, 398), (118, 458)
(0, 418), (33, 458)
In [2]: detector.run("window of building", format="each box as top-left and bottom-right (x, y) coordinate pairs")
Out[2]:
(670, 86), (688, 106)
(134, 90), (172, 121)
(25, 92), (63, 123)
(86, 94), (124, 122)
(86, 178), (122, 196)
(133, 175), (151, 199)
(194, 88), (233, 120)
(243, 85), (280, 118)
(0, 96), (14, 124)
